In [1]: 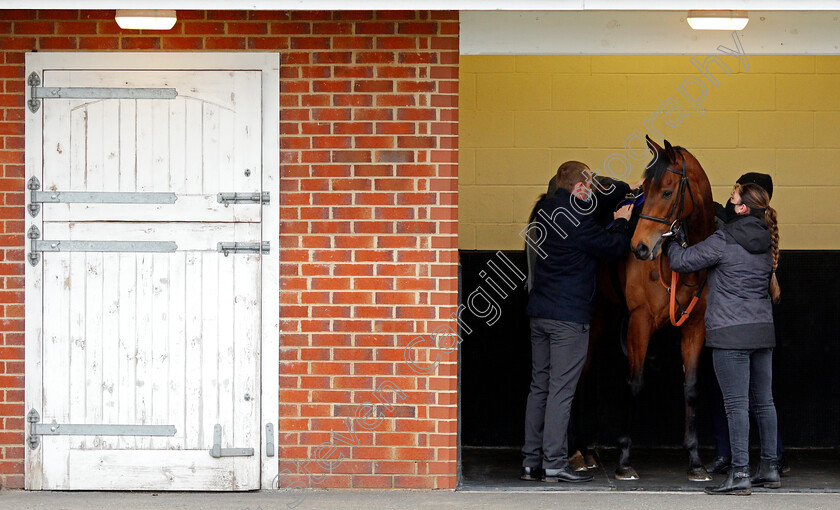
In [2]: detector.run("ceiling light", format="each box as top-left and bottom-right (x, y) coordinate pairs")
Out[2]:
(115, 9), (177, 30)
(687, 10), (749, 30)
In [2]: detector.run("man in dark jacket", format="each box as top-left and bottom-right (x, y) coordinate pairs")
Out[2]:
(521, 161), (633, 483)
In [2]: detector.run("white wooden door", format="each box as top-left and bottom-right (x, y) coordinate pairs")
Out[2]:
(28, 66), (266, 490)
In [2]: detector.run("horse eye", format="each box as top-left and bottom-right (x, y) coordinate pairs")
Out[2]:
(662, 190), (673, 198)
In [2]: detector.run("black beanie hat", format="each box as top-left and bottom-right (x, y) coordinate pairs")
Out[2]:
(736, 172), (773, 200)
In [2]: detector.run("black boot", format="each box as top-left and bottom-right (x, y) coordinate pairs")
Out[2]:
(706, 455), (731, 474)
(704, 466), (751, 495)
(520, 466), (543, 481)
(777, 453), (791, 477)
(751, 458), (781, 488)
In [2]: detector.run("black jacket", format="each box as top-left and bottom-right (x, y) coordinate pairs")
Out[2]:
(667, 214), (775, 349)
(526, 177), (631, 292)
(526, 189), (630, 324)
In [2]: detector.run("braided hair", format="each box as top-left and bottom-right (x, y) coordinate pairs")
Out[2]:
(737, 183), (781, 303)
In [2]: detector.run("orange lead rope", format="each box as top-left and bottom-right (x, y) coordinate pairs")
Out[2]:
(659, 251), (703, 327)
(670, 268), (702, 327)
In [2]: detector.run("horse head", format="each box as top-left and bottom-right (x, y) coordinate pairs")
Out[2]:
(631, 136), (714, 261)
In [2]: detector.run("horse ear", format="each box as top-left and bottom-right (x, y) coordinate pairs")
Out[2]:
(663, 139), (677, 163)
(645, 134), (663, 155)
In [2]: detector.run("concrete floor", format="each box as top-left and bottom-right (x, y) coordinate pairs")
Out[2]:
(2, 490), (840, 510)
(462, 446), (840, 492)
(4, 448), (839, 509)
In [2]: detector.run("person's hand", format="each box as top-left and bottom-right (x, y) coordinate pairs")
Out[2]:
(614, 204), (633, 221)
(661, 224), (687, 247)
(674, 225), (687, 247)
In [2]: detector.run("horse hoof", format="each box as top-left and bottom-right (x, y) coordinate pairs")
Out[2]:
(615, 467), (639, 480)
(688, 466), (712, 482)
(570, 451), (588, 472)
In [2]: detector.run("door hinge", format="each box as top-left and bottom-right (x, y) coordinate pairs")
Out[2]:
(27, 225), (178, 266)
(27, 176), (177, 218)
(27, 225), (41, 267)
(217, 241), (269, 257)
(210, 424), (254, 458)
(217, 192), (269, 207)
(27, 72), (177, 114)
(27, 408), (176, 449)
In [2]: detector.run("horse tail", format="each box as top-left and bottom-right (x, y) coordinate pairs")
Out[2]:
(525, 193), (548, 293)
(527, 193), (547, 227)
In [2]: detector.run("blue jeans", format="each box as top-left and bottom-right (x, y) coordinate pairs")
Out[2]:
(712, 348), (779, 469)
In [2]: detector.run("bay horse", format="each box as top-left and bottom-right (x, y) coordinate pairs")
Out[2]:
(526, 138), (715, 480)
(566, 138), (715, 481)
(603, 137), (716, 481)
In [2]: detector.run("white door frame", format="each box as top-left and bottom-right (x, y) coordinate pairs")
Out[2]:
(24, 52), (280, 490)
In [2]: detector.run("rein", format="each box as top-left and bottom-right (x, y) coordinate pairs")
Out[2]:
(638, 153), (707, 327)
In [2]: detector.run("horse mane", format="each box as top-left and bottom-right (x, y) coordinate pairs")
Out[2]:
(644, 146), (687, 184)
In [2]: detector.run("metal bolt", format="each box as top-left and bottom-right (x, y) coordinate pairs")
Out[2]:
(244, 393), (251, 401)
(244, 169), (251, 177)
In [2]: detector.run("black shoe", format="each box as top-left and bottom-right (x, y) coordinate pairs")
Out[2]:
(704, 467), (751, 495)
(751, 458), (781, 488)
(542, 466), (595, 483)
(706, 455), (732, 475)
(520, 466), (543, 481)
(777, 453), (791, 477)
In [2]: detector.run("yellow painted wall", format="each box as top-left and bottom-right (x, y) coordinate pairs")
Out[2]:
(459, 55), (840, 250)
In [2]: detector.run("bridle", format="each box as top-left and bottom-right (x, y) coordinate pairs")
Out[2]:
(637, 151), (706, 327)
(638, 153), (696, 247)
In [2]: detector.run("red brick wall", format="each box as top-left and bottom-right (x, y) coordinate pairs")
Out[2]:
(0, 9), (459, 490)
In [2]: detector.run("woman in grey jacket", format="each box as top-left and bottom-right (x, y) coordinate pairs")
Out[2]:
(667, 183), (781, 496)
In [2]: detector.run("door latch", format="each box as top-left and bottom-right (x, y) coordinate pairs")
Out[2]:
(217, 241), (269, 257)
(217, 192), (269, 207)
(210, 424), (254, 458)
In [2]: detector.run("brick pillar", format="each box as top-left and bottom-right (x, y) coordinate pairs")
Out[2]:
(0, 9), (458, 490)
(276, 10), (459, 490)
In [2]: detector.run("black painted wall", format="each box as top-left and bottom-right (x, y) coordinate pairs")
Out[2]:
(460, 250), (840, 448)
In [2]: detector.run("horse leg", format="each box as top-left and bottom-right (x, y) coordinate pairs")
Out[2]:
(576, 296), (607, 469)
(615, 309), (653, 480)
(576, 374), (599, 469)
(568, 384), (585, 470)
(681, 316), (713, 481)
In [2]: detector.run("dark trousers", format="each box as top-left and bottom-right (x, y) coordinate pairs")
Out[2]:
(522, 318), (589, 470)
(702, 347), (784, 458)
(712, 348), (779, 469)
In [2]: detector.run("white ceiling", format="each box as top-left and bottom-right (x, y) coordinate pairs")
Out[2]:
(462, 10), (840, 54)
